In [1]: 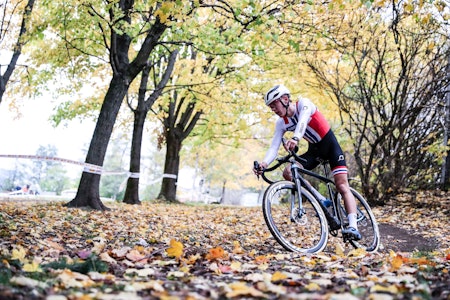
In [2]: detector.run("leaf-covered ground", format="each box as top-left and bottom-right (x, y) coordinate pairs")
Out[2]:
(0, 191), (449, 300)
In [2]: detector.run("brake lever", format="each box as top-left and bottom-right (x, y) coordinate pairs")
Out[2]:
(282, 137), (299, 154)
(253, 161), (260, 180)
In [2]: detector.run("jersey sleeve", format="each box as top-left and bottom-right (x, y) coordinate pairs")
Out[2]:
(262, 120), (285, 166)
(293, 97), (315, 140)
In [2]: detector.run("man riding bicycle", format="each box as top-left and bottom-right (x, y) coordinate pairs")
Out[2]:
(253, 84), (361, 241)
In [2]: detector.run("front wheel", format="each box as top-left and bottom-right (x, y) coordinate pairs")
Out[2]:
(337, 188), (380, 252)
(262, 180), (328, 253)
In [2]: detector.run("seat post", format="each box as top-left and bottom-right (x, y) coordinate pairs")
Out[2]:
(318, 158), (331, 178)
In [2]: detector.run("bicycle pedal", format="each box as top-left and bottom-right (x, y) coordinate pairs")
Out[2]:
(343, 234), (358, 243)
(342, 232), (353, 243)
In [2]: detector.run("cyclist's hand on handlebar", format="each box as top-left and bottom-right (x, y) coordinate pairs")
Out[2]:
(283, 138), (299, 152)
(253, 161), (267, 176)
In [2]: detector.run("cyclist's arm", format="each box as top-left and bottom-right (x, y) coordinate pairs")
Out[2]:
(262, 121), (285, 166)
(293, 97), (315, 140)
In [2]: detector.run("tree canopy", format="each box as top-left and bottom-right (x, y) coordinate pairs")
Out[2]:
(1, 0), (449, 207)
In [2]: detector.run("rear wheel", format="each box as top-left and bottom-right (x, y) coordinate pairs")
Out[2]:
(262, 180), (328, 253)
(337, 188), (380, 252)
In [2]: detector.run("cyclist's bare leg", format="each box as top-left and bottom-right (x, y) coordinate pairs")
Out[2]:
(334, 173), (356, 214)
(334, 173), (361, 240)
(282, 163), (296, 181)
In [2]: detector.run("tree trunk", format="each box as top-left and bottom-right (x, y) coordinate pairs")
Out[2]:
(441, 56), (450, 190)
(66, 75), (128, 210)
(122, 50), (178, 204)
(220, 179), (227, 204)
(0, 0), (35, 104)
(123, 110), (146, 204)
(158, 135), (182, 202)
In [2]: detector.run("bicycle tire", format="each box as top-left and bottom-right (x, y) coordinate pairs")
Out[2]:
(336, 188), (380, 252)
(262, 180), (328, 253)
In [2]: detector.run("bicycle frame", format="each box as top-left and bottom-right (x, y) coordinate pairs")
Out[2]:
(256, 145), (380, 252)
(290, 161), (343, 232)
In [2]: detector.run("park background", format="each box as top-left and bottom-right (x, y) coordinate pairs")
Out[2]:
(0, 0), (448, 210)
(0, 1), (449, 299)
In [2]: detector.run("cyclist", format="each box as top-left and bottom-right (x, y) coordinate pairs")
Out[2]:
(254, 84), (361, 241)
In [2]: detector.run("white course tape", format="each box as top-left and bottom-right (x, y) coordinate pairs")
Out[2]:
(0, 155), (183, 185)
(0, 154), (85, 166)
(162, 173), (177, 179)
(83, 165), (103, 175)
(0, 154), (139, 177)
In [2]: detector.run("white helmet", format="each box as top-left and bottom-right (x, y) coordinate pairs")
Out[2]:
(264, 84), (290, 106)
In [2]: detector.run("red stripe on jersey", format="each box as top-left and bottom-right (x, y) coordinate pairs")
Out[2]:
(308, 110), (331, 139)
(332, 166), (348, 176)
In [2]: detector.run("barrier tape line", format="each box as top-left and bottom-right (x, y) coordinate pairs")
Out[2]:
(1, 154), (132, 177)
(162, 173), (178, 179)
(0, 154), (178, 181)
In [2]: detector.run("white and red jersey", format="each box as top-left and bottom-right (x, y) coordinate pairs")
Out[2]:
(263, 97), (331, 166)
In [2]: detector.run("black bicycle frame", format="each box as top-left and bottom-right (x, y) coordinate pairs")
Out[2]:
(290, 161), (342, 230)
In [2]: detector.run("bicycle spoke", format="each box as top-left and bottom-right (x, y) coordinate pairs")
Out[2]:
(263, 181), (328, 253)
(356, 207), (369, 226)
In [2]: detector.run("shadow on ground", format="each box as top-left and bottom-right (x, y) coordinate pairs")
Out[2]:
(378, 223), (439, 252)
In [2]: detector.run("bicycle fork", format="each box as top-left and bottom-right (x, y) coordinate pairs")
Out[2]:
(290, 164), (306, 223)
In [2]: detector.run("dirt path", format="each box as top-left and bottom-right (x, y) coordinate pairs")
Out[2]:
(378, 223), (440, 252)
(372, 192), (449, 253)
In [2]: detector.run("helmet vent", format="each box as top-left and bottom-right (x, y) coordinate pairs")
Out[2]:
(264, 84), (290, 106)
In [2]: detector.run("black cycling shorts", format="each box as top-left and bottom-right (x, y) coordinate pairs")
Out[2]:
(299, 130), (347, 174)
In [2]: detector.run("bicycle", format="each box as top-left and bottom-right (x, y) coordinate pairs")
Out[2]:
(254, 142), (380, 254)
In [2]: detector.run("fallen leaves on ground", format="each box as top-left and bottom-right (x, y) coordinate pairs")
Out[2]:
(0, 192), (448, 299)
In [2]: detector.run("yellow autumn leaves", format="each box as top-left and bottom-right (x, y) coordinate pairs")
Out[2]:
(389, 250), (437, 272)
(166, 239), (244, 260)
(0, 200), (449, 299)
(166, 239), (183, 258)
(166, 238), (231, 265)
(11, 246), (42, 272)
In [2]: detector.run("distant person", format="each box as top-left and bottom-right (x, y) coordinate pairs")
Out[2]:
(22, 184), (30, 194)
(30, 183), (41, 195)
